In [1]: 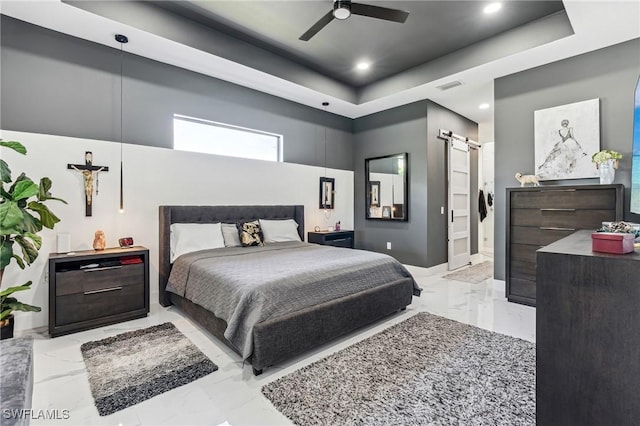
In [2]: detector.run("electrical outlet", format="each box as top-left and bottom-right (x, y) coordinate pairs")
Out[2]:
(387, 242), (392, 250)
(440, 206), (444, 214)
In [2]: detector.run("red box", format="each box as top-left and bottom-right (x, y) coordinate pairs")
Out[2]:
(591, 232), (635, 254)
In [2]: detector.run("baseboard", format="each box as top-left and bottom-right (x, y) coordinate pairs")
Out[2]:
(426, 263), (449, 275)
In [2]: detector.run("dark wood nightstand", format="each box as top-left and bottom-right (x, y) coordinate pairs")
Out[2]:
(308, 230), (355, 248)
(48, 246), (149, 337)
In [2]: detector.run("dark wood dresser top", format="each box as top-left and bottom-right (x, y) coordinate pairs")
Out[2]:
(538, 230), (640, 259)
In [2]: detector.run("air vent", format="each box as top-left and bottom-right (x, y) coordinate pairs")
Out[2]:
(436, 80), (463, 91)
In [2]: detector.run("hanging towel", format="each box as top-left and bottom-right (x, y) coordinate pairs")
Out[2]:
(479, 189), (487, 222)
(487, 192), (494, 207)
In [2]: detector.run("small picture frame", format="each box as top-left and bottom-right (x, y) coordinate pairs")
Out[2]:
(382, 206), (392, 218)
(369, 181), (380, 207)
(319, 177), (335, 209)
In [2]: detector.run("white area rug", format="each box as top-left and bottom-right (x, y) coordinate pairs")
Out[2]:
(442, 261), (494, 284)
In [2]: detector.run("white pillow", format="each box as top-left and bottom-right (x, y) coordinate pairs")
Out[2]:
(259, 219), (301, 243)
(170, 223), (225, 262)
(221, 223), (241, 247)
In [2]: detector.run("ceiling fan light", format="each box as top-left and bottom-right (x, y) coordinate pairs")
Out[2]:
(333, 1), (352, 20)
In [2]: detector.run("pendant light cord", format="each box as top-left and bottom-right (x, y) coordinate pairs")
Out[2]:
(116, 34), (128, 212)
(322, 101), (329, 178)
(119, 40), (124, 212)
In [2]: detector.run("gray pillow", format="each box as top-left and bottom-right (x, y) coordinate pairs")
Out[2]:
(221, 223), (241, 247)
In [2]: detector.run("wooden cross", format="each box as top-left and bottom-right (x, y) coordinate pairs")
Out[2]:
(67, 151), (109, 217)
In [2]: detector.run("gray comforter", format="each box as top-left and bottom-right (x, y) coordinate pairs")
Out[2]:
(166, 241), (418, 359)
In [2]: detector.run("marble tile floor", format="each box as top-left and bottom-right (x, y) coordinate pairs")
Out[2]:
(25, 260), (535, 426)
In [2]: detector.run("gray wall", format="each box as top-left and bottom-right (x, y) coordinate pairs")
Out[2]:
(3, 15), (483, 269)
(0, 16), (353, 171)
(353, 101), (429, 266)
(494, 38), (640, 280)
(353, 100), (478, 267)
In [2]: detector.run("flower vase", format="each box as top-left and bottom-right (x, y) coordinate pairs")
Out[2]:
(597, 159), (616, 185)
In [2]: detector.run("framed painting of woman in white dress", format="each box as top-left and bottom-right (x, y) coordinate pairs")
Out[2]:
(534, 99), (600, 180)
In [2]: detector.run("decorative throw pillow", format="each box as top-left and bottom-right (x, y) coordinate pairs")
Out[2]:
(238, 220), (264, 247)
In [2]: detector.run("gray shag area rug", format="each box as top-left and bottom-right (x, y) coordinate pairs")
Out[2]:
(262, 312), (535, 425)
(80, 322), (217, 416)
(443, 261), (494, 284)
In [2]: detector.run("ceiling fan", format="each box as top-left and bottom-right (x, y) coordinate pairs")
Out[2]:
(299, 0), (409, 41)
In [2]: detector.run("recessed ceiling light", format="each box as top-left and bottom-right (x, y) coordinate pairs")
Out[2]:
(356, 61), (370, 71)
(483, 2), (502, 14)
(479, 103), (491, 110)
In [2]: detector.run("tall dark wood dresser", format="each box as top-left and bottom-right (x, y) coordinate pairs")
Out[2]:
(505, 183), (623, 306)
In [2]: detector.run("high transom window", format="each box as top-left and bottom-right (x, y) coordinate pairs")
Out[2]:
(173, 115), (282, 162)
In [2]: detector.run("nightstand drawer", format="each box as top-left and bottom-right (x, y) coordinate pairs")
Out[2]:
(308, 231), (355, 248)
(325, 238), (353, 248)
(55, 263), (144, 296)
(55, 283), (145, 326)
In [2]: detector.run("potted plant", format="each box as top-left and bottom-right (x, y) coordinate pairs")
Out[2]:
(591, 149), (622, 185)
(591, 149), (622, 169)
(1, 140), (66, 339)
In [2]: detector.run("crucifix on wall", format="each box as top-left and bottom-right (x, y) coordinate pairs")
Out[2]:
(67, 151), (109, 217)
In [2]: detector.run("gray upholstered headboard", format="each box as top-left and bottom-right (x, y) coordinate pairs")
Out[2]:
(158, 205), (304, 306)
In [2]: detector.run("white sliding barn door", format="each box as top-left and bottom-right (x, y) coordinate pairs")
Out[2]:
(448, 138), (471, 270)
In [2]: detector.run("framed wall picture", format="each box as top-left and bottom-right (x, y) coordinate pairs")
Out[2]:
(368, 181), (380, 207)
(534, 98), (600, 180)
(319, 177), (335, 209)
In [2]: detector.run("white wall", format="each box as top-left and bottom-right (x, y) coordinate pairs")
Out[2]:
(1, 130), (354, 332)
(479, 142), (495, 253)
(478, 121), (495, 144)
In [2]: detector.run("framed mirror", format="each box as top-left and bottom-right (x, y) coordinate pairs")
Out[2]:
(365, 153), (408, 221)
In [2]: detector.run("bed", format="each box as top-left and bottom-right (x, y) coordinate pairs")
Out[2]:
(159, 205), (419, 375)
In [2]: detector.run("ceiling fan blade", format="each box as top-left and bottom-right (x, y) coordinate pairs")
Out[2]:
(299, 10), (335, 41)
(351, 3), (409, 23)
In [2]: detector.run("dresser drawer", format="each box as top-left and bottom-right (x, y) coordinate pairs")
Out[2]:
(510, 243), (542, 264)
(510, 260), (537, 282)
(511, 209), (616, 229)
(511, 226), (575, 246)
(510, 188), (618, 209)
(56, 263), (144, 296)
(55, 283), (145, 326)
(509, 278), (536, 300)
